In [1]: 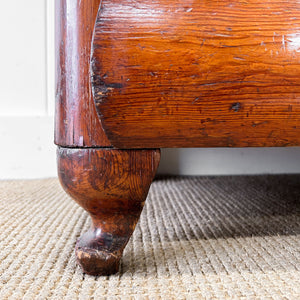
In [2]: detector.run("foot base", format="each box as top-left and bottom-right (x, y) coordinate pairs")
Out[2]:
(76, 245), (121, 275)
(75, 230), (128, 275)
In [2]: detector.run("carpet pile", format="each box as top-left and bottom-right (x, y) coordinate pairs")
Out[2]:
(0, 175), (299, 299)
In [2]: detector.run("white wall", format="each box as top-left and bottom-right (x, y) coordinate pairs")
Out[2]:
(0, 0), (57, 179)
(0, 0), (300, 179)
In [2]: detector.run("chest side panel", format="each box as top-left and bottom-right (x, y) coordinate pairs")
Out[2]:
(92, 0), (300, 148)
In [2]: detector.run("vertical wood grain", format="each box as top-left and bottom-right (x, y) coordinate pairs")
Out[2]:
(55, 0), (111, 147)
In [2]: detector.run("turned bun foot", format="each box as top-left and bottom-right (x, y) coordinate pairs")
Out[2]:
(57, 147), (160, 275)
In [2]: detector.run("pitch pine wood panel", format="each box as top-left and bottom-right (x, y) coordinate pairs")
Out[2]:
(92, 0), (300, 148)
(55, 0), (111, 147)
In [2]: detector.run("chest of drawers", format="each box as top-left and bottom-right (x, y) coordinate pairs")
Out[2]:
(55, 0), (300, 275)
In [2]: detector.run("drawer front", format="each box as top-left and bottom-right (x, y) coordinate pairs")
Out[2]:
(92, 0), (300, 148)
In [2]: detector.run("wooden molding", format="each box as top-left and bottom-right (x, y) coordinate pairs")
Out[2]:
(55, 0), (110, 147)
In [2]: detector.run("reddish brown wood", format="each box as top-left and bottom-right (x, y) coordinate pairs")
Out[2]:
(57, 147), (160, 275)
(92, 0), (300, 148)
(55, 0), (110, 147)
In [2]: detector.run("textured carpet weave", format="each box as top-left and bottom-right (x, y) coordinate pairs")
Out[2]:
(0, 175), (299, 299)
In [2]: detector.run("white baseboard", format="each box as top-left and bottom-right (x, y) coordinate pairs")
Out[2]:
(0, 116), (57, 179)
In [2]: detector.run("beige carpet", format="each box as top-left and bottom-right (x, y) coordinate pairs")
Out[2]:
(0, 175), (299, 299)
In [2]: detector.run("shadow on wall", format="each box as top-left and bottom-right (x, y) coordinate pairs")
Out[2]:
(157, 147), (300, 175)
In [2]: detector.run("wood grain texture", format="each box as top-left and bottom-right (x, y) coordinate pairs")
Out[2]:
(92, 0), (300, 148)
(57, 147), (160, 275)
(55, 0), (110, 147)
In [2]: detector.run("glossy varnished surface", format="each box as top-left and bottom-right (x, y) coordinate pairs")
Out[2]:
(55, 0), (110, 147)
(57, 147), (160, 275)
(92, 0), (300, 148)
